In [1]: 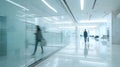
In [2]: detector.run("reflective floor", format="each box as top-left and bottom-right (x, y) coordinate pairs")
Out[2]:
(36, 38), (112, 67)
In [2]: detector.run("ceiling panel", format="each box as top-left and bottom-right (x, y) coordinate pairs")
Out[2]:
(65, 0), (95, 21)
(11, 0), (68, 17)
(4, 0), (120, 25)
(95, 0), (120, 12)
(65, 0), (120, 22)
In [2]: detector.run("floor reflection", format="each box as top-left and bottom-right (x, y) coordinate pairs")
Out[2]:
(84, 44), (89, 58)
(36, 37), (111, 67)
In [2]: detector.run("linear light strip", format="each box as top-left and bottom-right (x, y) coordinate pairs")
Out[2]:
(6, 0), (29, 11)
(43, 17), (52, 21)
(42, 0), (57, 13)
(80, 20), (107, 22)
(52, 17), (59, 20)
(78, 26), (97, 28)
(80, 0), (84, 10)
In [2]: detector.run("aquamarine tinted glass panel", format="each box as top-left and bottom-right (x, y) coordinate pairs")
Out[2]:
(0, 16), (7, 56)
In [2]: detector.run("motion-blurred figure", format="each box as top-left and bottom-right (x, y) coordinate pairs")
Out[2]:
(32, 25), (44, 55)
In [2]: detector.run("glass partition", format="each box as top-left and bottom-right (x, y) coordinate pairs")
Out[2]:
(0, 0), (72, 66)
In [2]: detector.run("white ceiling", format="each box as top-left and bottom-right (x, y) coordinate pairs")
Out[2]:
(12, 0), (68, 17)
(66, 0), (120, 21)
(4, 0), (120, 26)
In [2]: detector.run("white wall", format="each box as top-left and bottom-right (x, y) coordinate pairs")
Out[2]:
(112, 10), (120, 44)
(99, 24), (107, 38)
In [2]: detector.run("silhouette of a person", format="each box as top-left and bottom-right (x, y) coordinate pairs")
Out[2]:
(83, 29), (88, 44)
(32, 25), (44, 55)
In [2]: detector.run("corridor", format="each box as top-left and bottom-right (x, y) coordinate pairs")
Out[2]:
(35, 38), (111, 67)
(1, 0), (120, 67)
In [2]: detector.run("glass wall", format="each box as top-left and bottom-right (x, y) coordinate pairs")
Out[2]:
(0, 0), (72, 67)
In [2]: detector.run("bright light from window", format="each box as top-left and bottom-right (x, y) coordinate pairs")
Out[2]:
(59, 26), (75, 29)
(42, 0), (57, 13)
(46, 28), (61, 33)
(43, 17), (52, 21)
(35, 18), (39, 25)
(19, 19), (33, 23)
(53, 21), (72, 24)
(78, 26), (97, 28)
(52, 17), (59, 20)
(6, 0), (29, 11)
(80, 0), (84, 10)
(80, 20), (107, 23)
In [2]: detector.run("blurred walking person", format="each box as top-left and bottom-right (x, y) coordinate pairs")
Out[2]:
(32, 25), (44, 55)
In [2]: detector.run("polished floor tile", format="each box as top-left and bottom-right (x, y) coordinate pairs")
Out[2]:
(36, 38), (112, 67)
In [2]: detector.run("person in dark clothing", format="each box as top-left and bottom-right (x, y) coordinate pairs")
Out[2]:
(83, 29), (88, 44)
(32, 25), (44, 55)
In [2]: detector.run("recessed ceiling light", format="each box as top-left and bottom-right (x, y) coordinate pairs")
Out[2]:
(42, 0), (57, 13)
(6, 0), (29, 11)
(80, 0), (84, 10)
